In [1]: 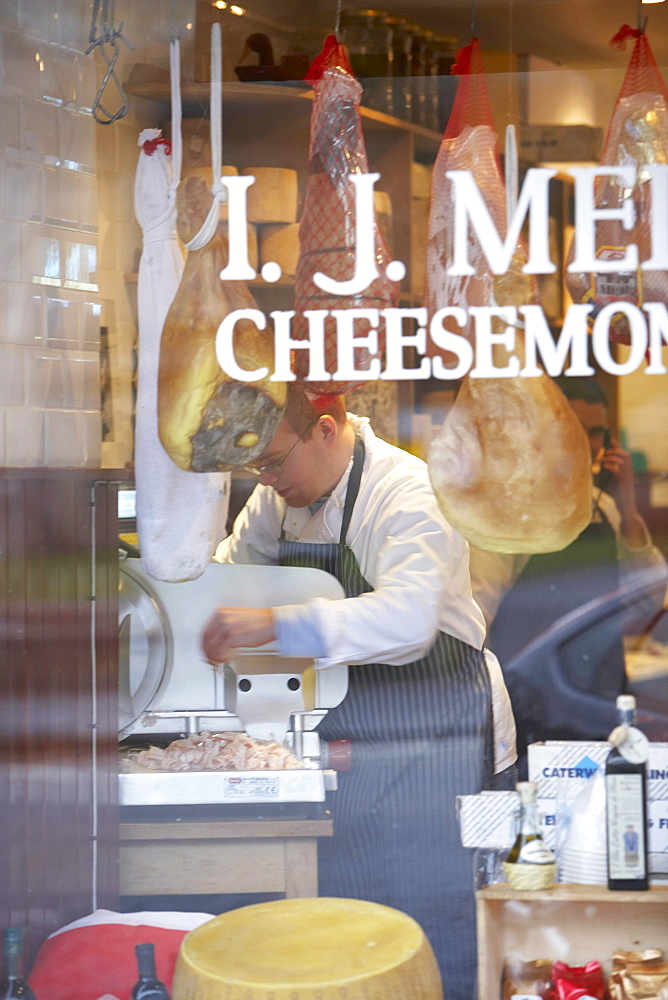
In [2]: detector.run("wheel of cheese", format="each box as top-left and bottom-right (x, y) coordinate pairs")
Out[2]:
(184, 166), (239, 220)
(171, 897), (443, 1000)
(374, 190), (393, 256)
(242, 167), (298, 223)
(411, 161), (432, 200)
(259, 222), (300, 276)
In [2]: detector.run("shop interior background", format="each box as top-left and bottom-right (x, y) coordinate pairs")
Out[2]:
(0, 0), (666, 479)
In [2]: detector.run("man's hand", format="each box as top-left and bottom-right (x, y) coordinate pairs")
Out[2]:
(600, 438), (647, 548)
(202, 607), (276, 663)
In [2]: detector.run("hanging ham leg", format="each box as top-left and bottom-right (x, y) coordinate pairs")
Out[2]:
(292, 36), (398, 396)
(158, 174), (286, 472)
(424, 41), (591, 554)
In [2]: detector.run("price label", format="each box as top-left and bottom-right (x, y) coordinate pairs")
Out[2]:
(608, 724), (649, 764)
(223, 775), (280, 800)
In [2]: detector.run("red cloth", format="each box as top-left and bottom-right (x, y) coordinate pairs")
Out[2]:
(28, 922), (192, 999)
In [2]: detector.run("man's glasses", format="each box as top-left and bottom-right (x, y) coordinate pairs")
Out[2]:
(243, 417), (320, 477)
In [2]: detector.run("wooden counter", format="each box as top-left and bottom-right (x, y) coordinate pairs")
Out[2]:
(120, 817), (334, 899)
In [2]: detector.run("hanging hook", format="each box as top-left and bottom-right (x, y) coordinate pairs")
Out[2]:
(335, 0), (343, 39)
(637, 0), (648, 34)
(86, 0), (135, 124)
(471, 0), (478, 40)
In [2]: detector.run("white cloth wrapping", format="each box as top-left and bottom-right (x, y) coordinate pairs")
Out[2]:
(133, 127), (229, 581)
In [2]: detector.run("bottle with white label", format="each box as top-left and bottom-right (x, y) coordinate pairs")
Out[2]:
(502, 782), (556, 890)
(605, 694), (649, 891)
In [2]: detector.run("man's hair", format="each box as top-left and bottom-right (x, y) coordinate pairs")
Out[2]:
(283, 386), (347, 436)
(553, 375), (609, 408)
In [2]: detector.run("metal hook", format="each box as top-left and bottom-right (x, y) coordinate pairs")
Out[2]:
(637, 0), (648, 34)
(86, 0), (135, 125)
(471, 0), (478, 40)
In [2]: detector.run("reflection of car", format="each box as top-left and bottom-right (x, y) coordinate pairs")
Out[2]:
(501, 572), (668, 774)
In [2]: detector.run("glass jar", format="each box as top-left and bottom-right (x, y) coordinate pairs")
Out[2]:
(406, 23), (429, 127)
(339, 9), (393, 114)
(385, 15), (411, 120)
(432, 33), (459, 133)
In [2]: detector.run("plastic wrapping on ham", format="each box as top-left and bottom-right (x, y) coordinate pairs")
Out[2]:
(424, 40), (592, 555)
(563, 27), (668, 344)
(121, 731), (299, 772)
(424, 40), (538, 360)
(291, 35), (398, 395)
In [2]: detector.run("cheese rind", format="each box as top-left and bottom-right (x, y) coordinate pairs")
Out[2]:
(242, 167), (299, 223)
(171, 897), (442, 1000)
(259, 223), (300, 276)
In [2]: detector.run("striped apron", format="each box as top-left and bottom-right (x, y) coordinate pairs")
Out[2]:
(280, 438), (494, 1000)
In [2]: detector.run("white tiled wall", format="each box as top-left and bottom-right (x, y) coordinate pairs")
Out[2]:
(0, 0), (195, 468)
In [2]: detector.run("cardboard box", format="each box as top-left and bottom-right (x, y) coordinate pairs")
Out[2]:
(528, 741), (668, 874)
(457, 791), (519, 849)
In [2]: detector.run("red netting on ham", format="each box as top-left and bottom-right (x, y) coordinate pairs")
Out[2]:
(444, 39), (496, 141)
(292, 35), (398, 396)
(424, 37), (537, 367)
(563, 26), (668, 344)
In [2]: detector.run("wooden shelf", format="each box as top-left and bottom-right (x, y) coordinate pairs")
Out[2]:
(125, 73), (442, 161)
(476, 883), (668, 1000)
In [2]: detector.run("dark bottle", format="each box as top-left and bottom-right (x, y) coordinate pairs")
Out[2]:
(605, 694), (649, 891)
(131, 943), (170, 1000)
(2, 927), (37, 1000)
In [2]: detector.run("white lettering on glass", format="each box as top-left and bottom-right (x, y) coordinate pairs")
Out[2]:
(447, 167), (556, 276)
(218, 175), (257, 281)
(314, 173), (381, 296)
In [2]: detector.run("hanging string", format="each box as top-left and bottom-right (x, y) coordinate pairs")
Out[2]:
(470, 0), (478, 40)
(184, 22), (228, 252)
(334, 0), (343, 39)
(170, 36), (183, 187)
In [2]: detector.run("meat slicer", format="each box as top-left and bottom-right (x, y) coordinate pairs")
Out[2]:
(117, 557), (349, 809)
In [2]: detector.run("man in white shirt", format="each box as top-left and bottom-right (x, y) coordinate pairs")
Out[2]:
(203, 387), (515, 1000)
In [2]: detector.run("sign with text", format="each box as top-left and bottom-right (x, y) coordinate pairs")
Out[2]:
(214, 166), (668, 381)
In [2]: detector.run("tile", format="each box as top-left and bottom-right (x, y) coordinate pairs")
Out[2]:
(0, 281), (44, 345)
(97, 217), (117, 271)
(44, 165), (97, 229)
(44, 408), (81, 465)
(59, 107), (95, 172)
(1, 28), (42, 100)
(0, 343), (25, 404)
(25, 347), (77, 408)
(18, 0), (60, 40)
(45, 290), (79, 347)
(5, 405), (44, 465)
(53, 0), (91, 51)
(0, 1), (19, 31)
(21, 98), (59, 164)
(82, 298), (102, 349)
(0, 220), (23, 281)
(63, 237), (97, 289)
(38, 42), (76, 109)
(0, 155), (42, 221)
(71, 350), (100, 409)
(23, 226), (61, 284)
(0, 95), (21, 155)
(80, 408), (101, 467)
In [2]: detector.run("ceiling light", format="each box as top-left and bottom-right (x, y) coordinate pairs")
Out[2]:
(641, 0), (665, 5)
(229, 5), (246, 13)
(211, 1), (227, 8)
